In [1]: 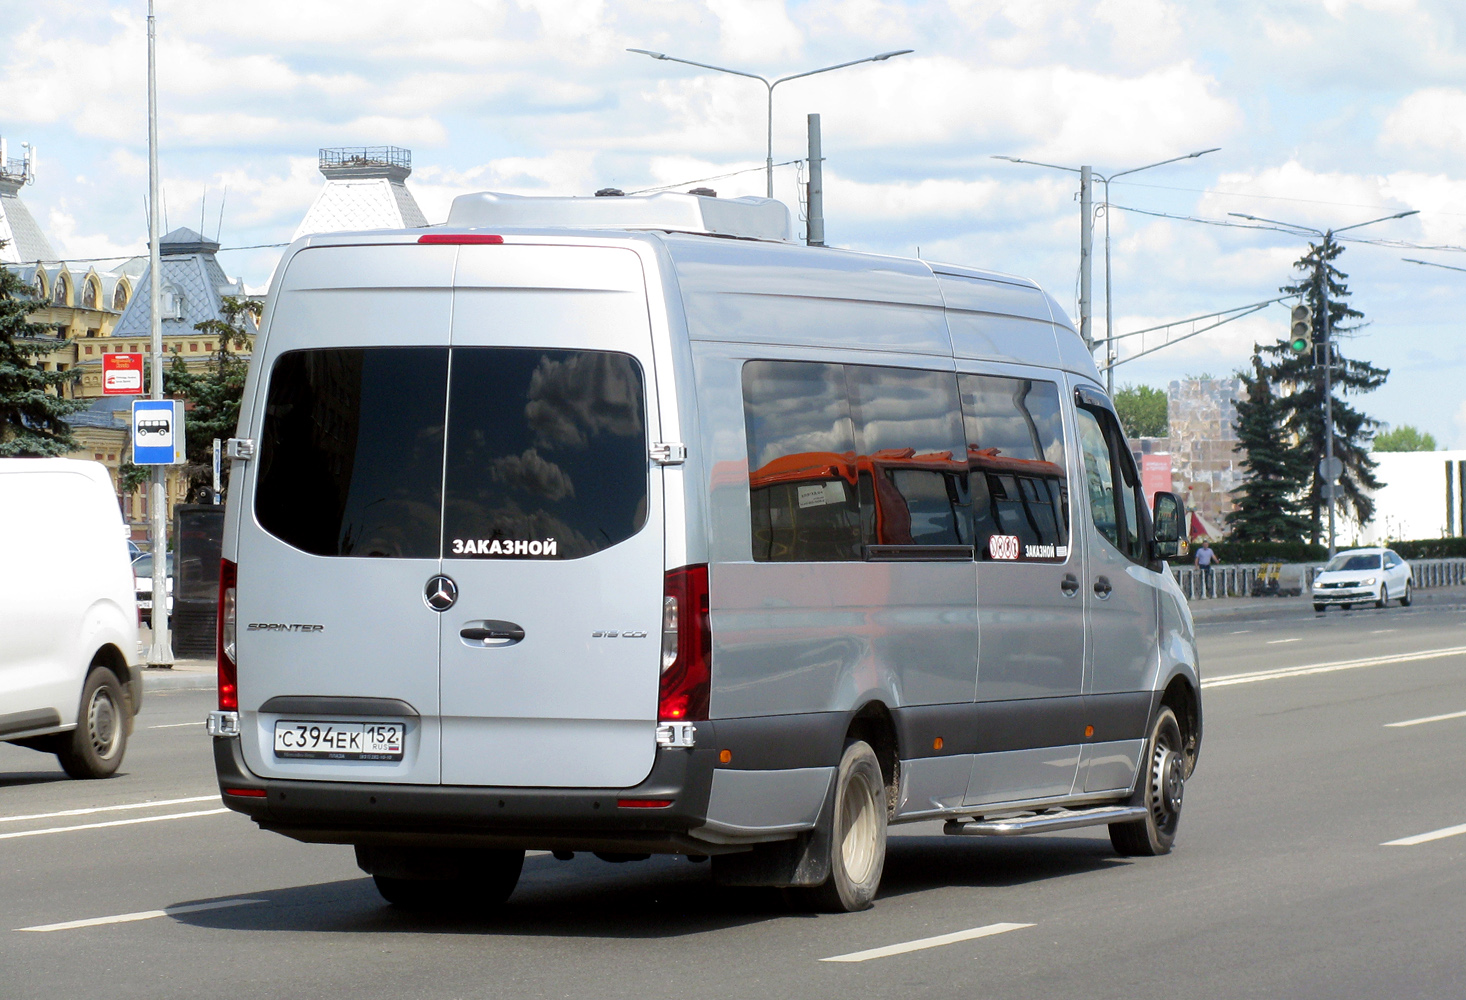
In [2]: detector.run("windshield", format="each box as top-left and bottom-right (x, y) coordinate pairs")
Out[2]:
(1323, 552), (1380, 573)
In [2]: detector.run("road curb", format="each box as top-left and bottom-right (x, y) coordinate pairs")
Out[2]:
(141, 664), (216, 692)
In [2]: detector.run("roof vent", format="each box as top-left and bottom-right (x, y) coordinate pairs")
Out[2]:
(688, 187), (717, 198)
(444, 191), (793, 242)
(595, 187), (625, 197)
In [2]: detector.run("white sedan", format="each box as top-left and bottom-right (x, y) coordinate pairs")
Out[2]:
(1312, 547), (1413, 611)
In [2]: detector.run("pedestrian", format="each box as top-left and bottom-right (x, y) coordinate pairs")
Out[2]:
(1196, 541), (1218, 597)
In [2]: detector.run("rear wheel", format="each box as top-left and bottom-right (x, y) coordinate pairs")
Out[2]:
(788, 740), (886, 913)
(362, 847), (523, 911)
(1110, 707), (1185, 857)
(56, 668), (127, 779)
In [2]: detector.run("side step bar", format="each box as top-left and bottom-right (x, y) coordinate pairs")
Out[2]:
(944, 805), (1147, 837)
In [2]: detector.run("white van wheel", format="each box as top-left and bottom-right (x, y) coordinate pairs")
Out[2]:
(57, 668), (127, 779)
(1109, 707), (1184, 857)
(791, 740), (887, 912)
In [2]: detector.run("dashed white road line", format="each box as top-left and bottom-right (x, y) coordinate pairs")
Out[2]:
(1202, 645), (1466, 689)
(0, 795), (218, 825)
(1266, 638), (1303, 645)
(1371, 629), (1398, 634)
(1385, 709), (1466, 729)
(0, 808), (227, 841)
(820, 922), (1034, 963)
(1382, 823), (1466, 847)
(1230, 630), (1252, 635)
(17, 898), (264, 933)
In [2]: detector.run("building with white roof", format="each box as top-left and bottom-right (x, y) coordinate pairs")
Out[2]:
(293, 146), (428, 239)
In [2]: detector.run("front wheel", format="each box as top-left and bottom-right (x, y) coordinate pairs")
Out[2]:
(1110, 707), (1185, 857)
(1375, 587), (1388, 609)
(789, 740), (887, 912)
(56, 668), (128, 779)
(1313, 603), (1327, 613)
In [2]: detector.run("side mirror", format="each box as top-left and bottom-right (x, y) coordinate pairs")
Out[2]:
(1152, 491), (1186, 559)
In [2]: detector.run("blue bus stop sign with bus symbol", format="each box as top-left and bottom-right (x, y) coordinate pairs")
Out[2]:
(131, 399), (185, 465)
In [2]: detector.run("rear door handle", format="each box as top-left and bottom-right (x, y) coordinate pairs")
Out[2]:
(1093, 576), (1113, 599)
(1061, 573), (1080, 597)
(459, 620), (525, 647)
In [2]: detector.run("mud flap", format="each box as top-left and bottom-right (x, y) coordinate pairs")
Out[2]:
(710, 771), (836, 888)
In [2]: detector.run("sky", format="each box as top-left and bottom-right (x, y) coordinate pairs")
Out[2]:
(3, 0), (1465, 444)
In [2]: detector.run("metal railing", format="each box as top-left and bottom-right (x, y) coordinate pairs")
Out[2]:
(1171, 557), (1466, 600)
(318, 146), (410, 170)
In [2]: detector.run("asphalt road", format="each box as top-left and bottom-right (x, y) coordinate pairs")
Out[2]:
(4, 592), (1466, 999)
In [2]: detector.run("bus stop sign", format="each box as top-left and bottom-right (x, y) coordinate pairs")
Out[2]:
(131, 399), (185, 465)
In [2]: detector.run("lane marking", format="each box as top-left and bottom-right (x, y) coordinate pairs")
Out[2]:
(18, 898), (264, 933)
(1371, 629), (1398, 634)
(0, 808), (227, 841)
(820, 922), (1034, 963)
(1229, 630), (1252, 634)
(1202, 645), (1466, 689)
(148, 721), (204, 729)
(1382, 823), (1466, 847)
(1266, 638), (1302, 644)
(1385, 709), (1466, 729)
(0, 795), (218, 825)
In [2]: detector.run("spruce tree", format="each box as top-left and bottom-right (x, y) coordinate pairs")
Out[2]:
(1226, 351), (1310, 542)
(0, 249), (84, 456)
(1260, 235), (1386, 543)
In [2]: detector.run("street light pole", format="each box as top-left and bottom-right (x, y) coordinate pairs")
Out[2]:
(1228, 209), (1418, 558)
(628, 48), (912, 199)
(994, 149), (1219, 388)
(146, 0), (172, 667)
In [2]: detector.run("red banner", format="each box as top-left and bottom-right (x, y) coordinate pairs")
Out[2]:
(102, 352), (144, 395)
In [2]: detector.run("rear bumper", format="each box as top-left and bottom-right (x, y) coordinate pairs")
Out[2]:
(212, 733), (735, 855)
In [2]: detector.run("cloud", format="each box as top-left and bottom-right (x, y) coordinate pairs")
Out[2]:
(490, 447), (576, 501)
(1380, 88), (1466, 158)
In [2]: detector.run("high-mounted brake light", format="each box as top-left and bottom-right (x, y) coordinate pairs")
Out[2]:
(217, 558), (238, 712)
(416, 233), (504, 245)
(658, 565), (711, 722)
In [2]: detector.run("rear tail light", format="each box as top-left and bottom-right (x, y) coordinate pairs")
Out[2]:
(658, 565), (710, 722)
(617, 799), (673, 809)
(218, 558), (238, 712)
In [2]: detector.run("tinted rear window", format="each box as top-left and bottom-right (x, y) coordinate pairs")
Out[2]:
(254, 347), (647, 560)
(444, 349), (647, 560)
(256, 348), (448, 558)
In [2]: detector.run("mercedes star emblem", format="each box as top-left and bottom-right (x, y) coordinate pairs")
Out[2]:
(424, 574), (458, 612)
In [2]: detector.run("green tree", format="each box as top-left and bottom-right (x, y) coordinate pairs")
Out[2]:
(161, 295), (259, 502)
(0, 248), (84, 456)
(1372, 424), (1436, 452)
(1114, 383), (1169, 438)
(1226, 351), (1311, 543)
(1261, 235), (1386, 544)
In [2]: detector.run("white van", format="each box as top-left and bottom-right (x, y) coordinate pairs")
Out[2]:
(0, 459), (140, 777)
(209, 193), (1200, 912)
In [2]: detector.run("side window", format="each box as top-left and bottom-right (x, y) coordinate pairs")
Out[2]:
(847, 366), (969, 547)
(959, 374), (1069, 562)
(1077, 400), (1149, 564)
(255, 348), (449, 558)
(743, 361), (862, 562)
(1076, 407), (1120, 550)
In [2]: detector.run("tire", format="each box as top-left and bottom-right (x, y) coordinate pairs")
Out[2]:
(1375, 587), (1388, 610)
(56, 668), (128, 779)
(1110, 707), (1186, 857)
(1400, 583), (1412, 607)
(789, 740), (887, 913)
(1313, 603), (1326, 613)
(370, 849), (523, 911)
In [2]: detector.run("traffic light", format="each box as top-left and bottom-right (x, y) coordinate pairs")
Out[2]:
(1289, 303), (1313, 354)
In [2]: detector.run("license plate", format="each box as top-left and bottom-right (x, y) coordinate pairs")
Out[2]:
(273, 720), (404, 761)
